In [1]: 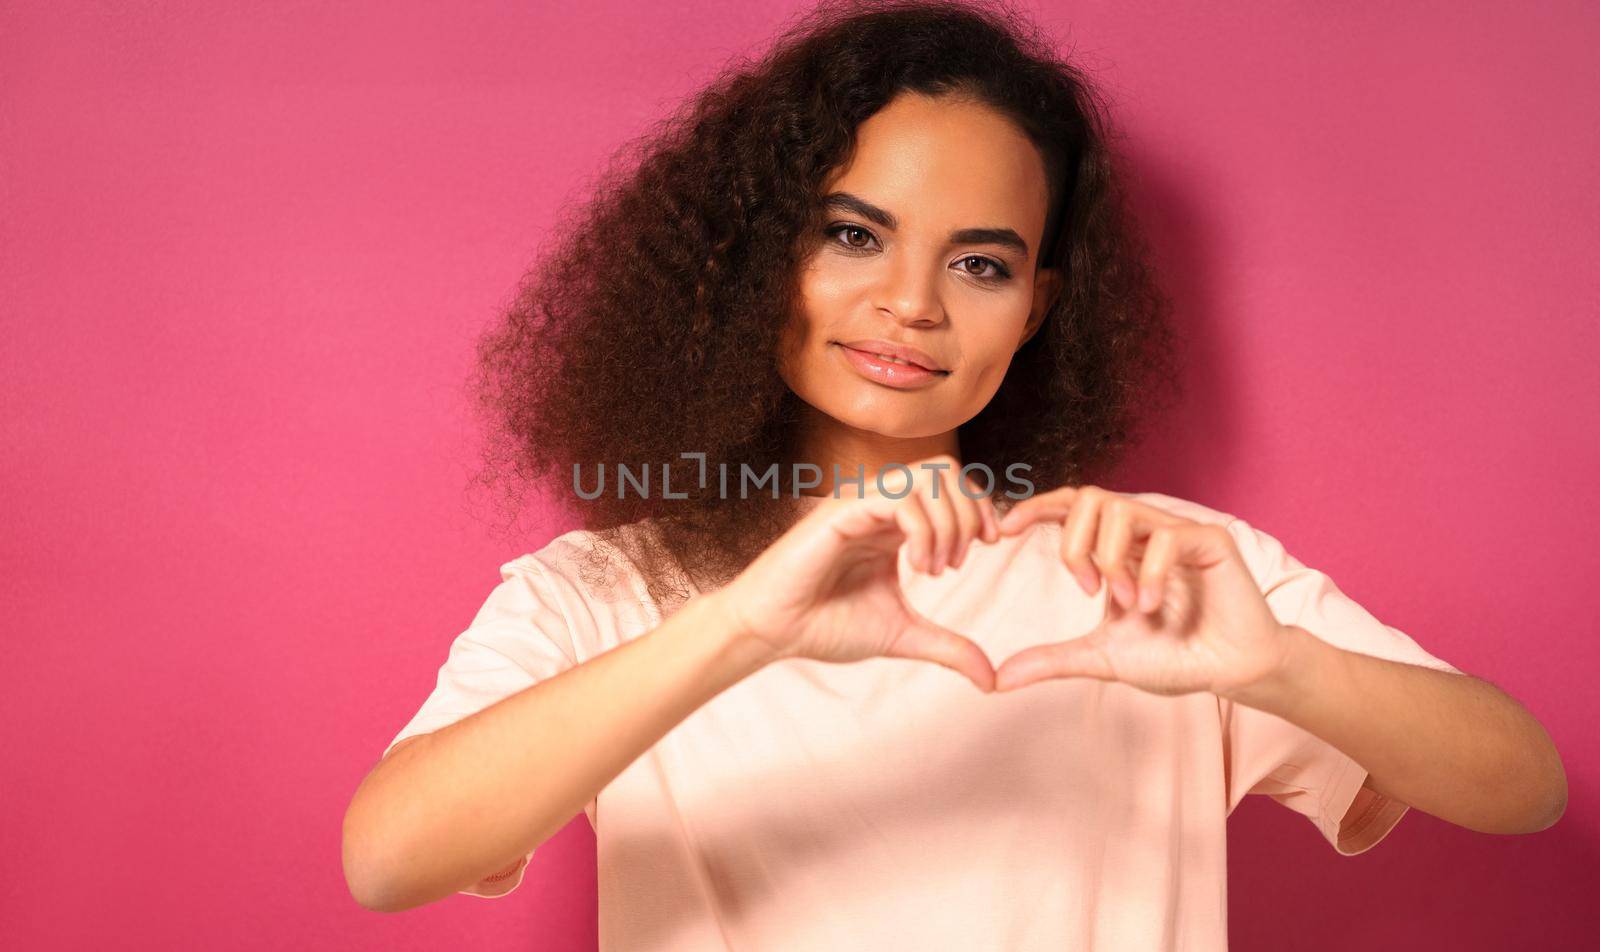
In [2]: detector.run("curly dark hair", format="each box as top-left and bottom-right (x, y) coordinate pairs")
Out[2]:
(468, 0), (1181, 610)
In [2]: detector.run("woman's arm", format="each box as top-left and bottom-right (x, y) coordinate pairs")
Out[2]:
(346, 465), (998, 912)
(991, 486), (1568, 839)
(1228, 624), (1567, 835)
(377, 733), (527, 894)
(342, 588), (769, 913)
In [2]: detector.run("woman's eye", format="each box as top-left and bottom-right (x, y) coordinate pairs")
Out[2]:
(957, 255), (1011, 281)
(825, 224), (877, 250)
(823, 226), (1011, 282)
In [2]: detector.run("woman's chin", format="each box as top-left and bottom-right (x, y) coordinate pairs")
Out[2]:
(828, 406), (955, 441)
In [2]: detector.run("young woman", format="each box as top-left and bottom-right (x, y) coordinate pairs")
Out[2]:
(343, 1), (1567, 947)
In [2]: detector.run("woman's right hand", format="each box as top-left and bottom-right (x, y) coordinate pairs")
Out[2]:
(712, 454), (1002, 692)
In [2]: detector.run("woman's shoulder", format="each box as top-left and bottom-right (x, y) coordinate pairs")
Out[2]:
(498, 521), (630, 575)
(1110, 490), (1327, 592)
(498, 518), (661, 608)
(1120, 489), (1239, 527)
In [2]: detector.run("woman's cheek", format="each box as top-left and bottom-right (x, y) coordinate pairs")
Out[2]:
(961, 350), (1014, 406)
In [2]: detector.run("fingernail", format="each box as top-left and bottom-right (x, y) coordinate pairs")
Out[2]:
(1137, 583), (1158, 612)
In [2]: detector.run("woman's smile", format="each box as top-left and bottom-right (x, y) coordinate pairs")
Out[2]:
(831, 340), (951, 389)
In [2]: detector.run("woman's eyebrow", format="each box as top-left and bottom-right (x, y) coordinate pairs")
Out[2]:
(821, 191), (1031, 260)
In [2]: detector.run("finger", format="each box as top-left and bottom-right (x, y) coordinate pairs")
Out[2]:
(1138, 522), (1236, 587)
(962, 467), (999, 546)
(884, 610), (997, 692)
(1059, 488), (1103, 597)
(1095, 495), (1142, 610)
(993, 638), (1116, 692)
(1136, 525), (1178, 613)
(891, 490), (934, 573)
(996, 485), (1078, 535)
(945, 468), (983, 568)
(1099, 498), (1194, 610)
(917, 467), (959, 574)
(968, 469), (1000, 544)
(827, 492), (903, 540)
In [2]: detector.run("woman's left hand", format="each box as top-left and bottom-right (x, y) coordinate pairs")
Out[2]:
(991, 485), (1292, 698)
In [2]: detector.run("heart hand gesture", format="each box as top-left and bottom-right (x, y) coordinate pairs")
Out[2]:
(991, 486), (1292, 699)
(715, 454), (1002, 692)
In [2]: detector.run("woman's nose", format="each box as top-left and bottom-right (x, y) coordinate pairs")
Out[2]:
(872, 256), (945, 326)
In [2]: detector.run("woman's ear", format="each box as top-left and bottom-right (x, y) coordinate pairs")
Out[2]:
(1018, 266), (1063, 350)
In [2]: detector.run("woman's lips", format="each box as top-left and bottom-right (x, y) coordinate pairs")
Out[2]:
(833, 342), (949, 389)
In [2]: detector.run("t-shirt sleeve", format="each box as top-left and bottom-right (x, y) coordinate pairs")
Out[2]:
(1219, 515), (1466, 856)
(381, 554), (582, 898)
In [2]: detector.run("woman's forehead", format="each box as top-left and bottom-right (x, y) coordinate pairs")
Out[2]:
(822, 93), (1050, 242)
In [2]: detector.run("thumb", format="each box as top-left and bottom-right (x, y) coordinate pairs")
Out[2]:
(883, 610), (997, 693)
(993, 637), (1116, 692)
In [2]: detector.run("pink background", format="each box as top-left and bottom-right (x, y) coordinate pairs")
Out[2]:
(3, 1), (1594, 947)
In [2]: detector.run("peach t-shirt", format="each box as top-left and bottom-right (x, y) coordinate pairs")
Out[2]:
(383, 491), (1462, 950)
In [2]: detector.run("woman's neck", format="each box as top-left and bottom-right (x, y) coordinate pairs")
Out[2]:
(791, 407), (961, 499)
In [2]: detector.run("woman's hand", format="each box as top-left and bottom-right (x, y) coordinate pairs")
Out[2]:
(990, 485), (1291, 698)
(715, 454), (1002, 692)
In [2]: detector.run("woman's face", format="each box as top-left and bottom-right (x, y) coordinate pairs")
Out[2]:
(779, 91), (1062, 443)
